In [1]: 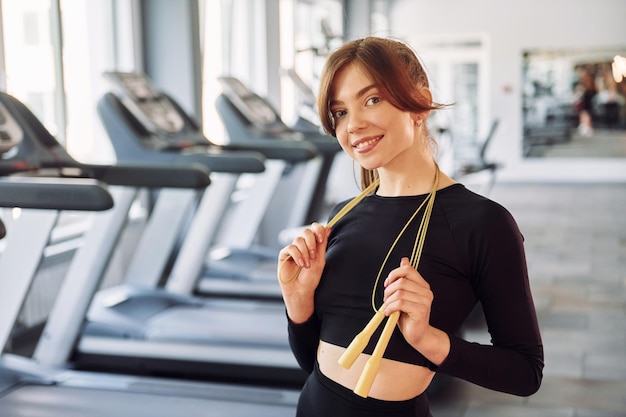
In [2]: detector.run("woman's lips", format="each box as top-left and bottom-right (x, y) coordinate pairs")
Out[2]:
(353, 135), (382, 151)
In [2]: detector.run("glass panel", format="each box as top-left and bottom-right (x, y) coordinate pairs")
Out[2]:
(452, 63), (478, 147)
(279, 0), (343, 126)
(2, 0), (62, 138)
(59, 0), (116, 163)
(1, 0), (120, 162)
(199, 0), (226, 143)
(522, 48), (626, 158)
(200, 0), (264, 144)
(371, 0), (389, 36)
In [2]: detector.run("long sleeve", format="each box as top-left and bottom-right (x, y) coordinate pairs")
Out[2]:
(434, 201), (544, 396)
(287, 312), (321, 374)
(435, 332), (543, 396)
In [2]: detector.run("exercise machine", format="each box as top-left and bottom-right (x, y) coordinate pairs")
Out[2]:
(216, 75), (341, 233)
(182, 75), (344, 299)
(0, 92), (299, 416)
(0, 85), (307, 386)
(98, 71), (319, 299)
(0, 185), (298, 417)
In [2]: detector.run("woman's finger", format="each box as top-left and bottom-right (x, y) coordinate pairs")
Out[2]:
(279, 224), (329, 269)
(384, 257), (430, 289)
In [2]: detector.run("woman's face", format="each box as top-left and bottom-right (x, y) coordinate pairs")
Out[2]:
(329, 63), (418, 171)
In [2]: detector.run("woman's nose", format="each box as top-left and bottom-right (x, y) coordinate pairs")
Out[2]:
(347, 113), (366, 134)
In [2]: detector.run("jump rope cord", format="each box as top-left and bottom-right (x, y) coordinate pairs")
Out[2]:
(276, 165), (439, 398)
(277, 178), (381, 285)
(369, 171), (436, 311)
(337, 167), (439, 398)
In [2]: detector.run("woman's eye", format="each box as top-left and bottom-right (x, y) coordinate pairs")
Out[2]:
(366, 96), (381, 106)
(332, 109), (346, 119)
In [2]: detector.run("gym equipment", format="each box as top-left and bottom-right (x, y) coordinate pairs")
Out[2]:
(0, 91), (299, 416)
(454, 119), (501, 195)
(0, 90), (210, 352)
(0, 191), (299, 417)
(216, 75), (341, 230)
(97, 71), (319, 299)
(186, 75), (343, 299)
(7, 78), (307, 386)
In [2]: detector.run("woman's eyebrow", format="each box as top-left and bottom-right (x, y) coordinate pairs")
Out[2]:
(330, 84), (377, 107)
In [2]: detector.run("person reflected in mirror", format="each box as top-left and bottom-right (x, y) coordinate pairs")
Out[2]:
(574, 67), (597, 137)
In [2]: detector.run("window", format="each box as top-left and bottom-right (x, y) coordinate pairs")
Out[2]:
(22, 12), (41, 45)
(1, 0), (135, 163)
(59, 0), (117, 163)
(279, 0), (343, 126)
(2, 0), (62, 138)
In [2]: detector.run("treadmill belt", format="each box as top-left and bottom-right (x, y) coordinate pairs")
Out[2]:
(145, 307), (288, 347)
(0, 385), (296, 417)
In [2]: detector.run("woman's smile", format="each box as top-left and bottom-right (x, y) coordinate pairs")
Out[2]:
(353, 135), (383, 152)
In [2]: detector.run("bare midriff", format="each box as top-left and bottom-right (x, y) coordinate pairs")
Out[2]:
(317, 340), (435, 401)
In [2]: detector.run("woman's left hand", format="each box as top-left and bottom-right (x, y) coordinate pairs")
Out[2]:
(383, 257), (451, 365)
(383, 257), (435, 348)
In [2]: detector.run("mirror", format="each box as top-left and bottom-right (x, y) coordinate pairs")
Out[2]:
(522, 47), (626, 158)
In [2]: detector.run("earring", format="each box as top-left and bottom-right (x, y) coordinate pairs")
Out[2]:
(415, 119), (422, 127)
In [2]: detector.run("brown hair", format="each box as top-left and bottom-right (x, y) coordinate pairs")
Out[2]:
(317, 36), (446, 189)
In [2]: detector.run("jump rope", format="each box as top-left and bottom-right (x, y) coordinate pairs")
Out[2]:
(279, 167), (439, 398)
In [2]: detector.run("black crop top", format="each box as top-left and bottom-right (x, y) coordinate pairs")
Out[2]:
(287, 184), (544, 396)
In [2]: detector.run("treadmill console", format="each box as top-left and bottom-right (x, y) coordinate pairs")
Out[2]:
(103, 71), (186, 135)
(0, 101), (24, 156)
(100, 71), (213, 158)
(217, 76), (288, 133)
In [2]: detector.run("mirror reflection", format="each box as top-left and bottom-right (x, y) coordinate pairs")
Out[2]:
(522, 48), (626, 158)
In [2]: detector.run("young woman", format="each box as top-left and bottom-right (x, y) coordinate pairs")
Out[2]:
(277, 36), (543, 417)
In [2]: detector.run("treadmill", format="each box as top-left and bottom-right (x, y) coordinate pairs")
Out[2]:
(204, 76), (342, 296)
(0, 190), (298, 417)
(215, 75), (341, 242)
(0, 88), (308, 387)
(97, 71), (319, 298)
(168, 75), (343, 300)
(0, 92), (299, 416)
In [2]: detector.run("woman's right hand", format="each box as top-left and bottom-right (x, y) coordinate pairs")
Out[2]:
(277, 222), (330, 323)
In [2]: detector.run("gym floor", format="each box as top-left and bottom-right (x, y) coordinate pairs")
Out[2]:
(429, 181), (626, 417)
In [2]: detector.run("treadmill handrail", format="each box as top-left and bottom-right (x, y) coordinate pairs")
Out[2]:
(0, 177), (113, 211)
(0, 92), (212, 190)
(217, 140), (317, 163)
(82, 163), (211, 189)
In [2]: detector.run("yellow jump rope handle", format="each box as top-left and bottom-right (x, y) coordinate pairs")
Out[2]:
(338, 308), (386, 369)
(353, 311), (399, 398)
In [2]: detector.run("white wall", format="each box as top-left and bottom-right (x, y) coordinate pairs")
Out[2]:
(390, 0), (626, 182)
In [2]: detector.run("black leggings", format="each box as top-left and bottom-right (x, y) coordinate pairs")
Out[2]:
(296, 362), (432, 417)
